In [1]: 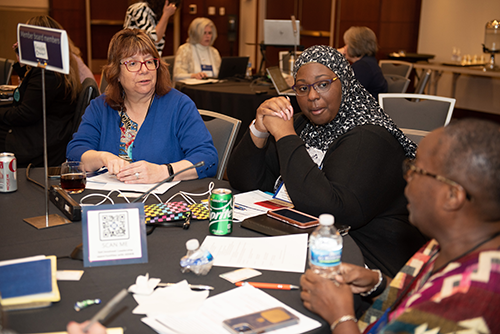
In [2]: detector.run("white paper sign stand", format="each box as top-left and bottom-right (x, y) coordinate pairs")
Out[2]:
(18, 23), (72, 229)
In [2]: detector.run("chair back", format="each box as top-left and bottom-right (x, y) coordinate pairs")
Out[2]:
(73, 78), (99, 134)
(0, 58), (14, 85)
(198, 109), (241, 180)
(413, 69), (432, 95)
(379, 60), (413, 78)
(99, 69), (108, 94)
(379, 93), (455, 144)
(162, 55), (175, 81)
(384, 74), (410, 93)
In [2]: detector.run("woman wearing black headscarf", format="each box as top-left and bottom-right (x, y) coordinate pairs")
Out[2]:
(227, 45), (426, 277)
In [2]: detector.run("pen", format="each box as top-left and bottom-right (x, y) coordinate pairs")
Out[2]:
(157, 283), (214, 291)
(82, 288), (128, 333)
(235, 282), (299, 290)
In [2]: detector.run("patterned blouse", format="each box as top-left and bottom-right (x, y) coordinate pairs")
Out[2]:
(359, 239), (500, 333)
(123, 2), (165, 55)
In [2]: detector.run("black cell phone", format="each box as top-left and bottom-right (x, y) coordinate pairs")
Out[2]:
(267, 208), (319, 229)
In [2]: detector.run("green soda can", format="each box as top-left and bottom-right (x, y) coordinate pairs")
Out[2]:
(209, 188), (233, 235)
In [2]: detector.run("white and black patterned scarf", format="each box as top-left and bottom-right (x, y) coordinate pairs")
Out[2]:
(293, 45), (416, 159)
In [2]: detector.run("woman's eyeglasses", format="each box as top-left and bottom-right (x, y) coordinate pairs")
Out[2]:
(402, 158), (471, 200)
(292, 77), (338, 96)
(120, 58), (160, 72)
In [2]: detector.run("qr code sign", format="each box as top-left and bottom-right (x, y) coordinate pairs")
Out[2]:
(98, 211), (130, 241)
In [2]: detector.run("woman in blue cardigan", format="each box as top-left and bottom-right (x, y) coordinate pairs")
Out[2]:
(67, 29), (218, 183)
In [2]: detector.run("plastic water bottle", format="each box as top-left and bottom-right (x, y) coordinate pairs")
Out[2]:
(246, 61), (252, 79)
(308, 214), (343, 279)
(180, 239), (214, 275)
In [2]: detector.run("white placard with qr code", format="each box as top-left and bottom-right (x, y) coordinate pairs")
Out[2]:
(82, 203), (148, 267)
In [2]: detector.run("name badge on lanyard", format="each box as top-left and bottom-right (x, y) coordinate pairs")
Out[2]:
(201, 64), (214, 77)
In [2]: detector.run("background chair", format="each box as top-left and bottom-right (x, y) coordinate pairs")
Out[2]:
(413, 68), (432, 95)
(198, 109), (241, 180)
(162, 55), (175, 81)
(0, 58), (15, 85)
(379, 93), (455, 144)
(379, 60), (413, 79)
(99, 69), (108, 95)
(72, 77), (99, 134)
(384, 74), (410, 93)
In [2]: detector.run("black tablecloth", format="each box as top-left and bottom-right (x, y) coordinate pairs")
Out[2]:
(0, 169), (364, 333)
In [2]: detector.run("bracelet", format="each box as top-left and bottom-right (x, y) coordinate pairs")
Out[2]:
(164, 163), (174, 177)
(249, 119), (269, 138)
(360, 269), (383, 297)
(330, 315), (357, 332)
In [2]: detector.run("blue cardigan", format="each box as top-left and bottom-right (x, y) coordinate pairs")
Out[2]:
(66, 89), (218, 179)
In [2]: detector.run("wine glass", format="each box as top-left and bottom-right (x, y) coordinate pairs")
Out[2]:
(60, 161), (86, 194)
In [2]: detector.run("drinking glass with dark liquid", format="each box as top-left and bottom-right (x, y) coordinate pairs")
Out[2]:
(60, 161), (86, 194)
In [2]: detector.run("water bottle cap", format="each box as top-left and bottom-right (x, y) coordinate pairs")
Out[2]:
(186, 239), (199, 251)
(319, 214), (334, 226)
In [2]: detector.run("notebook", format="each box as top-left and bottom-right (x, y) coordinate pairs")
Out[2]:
(216, 56), (249, 79)
(264, 20), (300, 46)
(266, 66), (295, 96)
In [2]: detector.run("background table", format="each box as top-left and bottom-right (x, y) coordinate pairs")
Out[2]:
(0, 169), (364, 334)
(176, 80), (300, 144)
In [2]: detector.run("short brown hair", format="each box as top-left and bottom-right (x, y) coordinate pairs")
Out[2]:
(343, 26), (378, 58)
(103, 29), (172, 110)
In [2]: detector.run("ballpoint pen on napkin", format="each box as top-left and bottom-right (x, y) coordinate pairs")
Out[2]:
(158, 283), (214, 291)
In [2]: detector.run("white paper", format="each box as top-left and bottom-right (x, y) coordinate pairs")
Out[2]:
(87, 172), (179, 194)
(145, 285), (321, 334)
(132, 280), (208, 316)
(233, 190), (272, 222)
(56, 270), (84, 281)
(201, 234), (308, 273)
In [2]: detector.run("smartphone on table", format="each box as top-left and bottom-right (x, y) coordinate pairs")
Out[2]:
(267, 208), (319, 229)
(222, 307), (299, 334)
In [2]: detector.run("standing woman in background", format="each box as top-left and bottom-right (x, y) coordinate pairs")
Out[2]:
(173, 17), (221, 81)
(338, 26), (387, 101)
(123, 0), (178, 56)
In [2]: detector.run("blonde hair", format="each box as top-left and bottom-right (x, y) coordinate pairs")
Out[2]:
(343, 26), (378, 58)
(187, 17), (217, 45)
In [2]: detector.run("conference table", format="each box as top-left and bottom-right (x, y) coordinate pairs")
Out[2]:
(176, 80), (300, 144)
(0, 168), (364, 334)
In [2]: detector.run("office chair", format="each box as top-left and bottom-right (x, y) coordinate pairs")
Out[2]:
(198, 109), (241, 180)
(99, 69), (108, 95)
(72, 77), (99, 134)
(0, 58), (15, 85)
(161, 55), (175, 81)
(379, 93), (455, 144)
(384, 74), (410, 93)
(379, 60), (413, 79)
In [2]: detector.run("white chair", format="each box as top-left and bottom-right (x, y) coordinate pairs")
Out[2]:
(379, 93), (455, 144)
(279, 51), (303, 74)
(384, 74), (410, 93)
(198, 109), (241, 180)
(379, 60), (413, 79)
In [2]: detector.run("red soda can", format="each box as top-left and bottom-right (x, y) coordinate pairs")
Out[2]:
(0, 152), (17, 192)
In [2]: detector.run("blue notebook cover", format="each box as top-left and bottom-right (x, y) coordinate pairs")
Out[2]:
(0, 258), (52, 298)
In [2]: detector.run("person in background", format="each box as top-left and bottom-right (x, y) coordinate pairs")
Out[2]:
(67, 29), (217, 183)
(300, 119), (500, 334)
(123, 0), (177, 56)
(0, 15), (81, 167)
(227, 45), (426, 278)
(338, 26), (387, 101)
(173, 17), (221, 81)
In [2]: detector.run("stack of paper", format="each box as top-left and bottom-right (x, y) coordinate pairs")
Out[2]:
(0, 255), (60, 310)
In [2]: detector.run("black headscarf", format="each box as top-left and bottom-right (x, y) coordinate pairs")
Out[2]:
(293, 45), (416, 159)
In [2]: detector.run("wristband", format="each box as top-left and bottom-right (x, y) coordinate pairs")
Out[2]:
(360, 269), (384, 297)
(165, 163), (174, 177)
(250, 119), (269, 138)
(330, 315), (357, 332)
